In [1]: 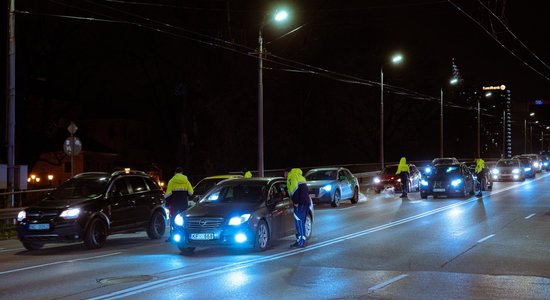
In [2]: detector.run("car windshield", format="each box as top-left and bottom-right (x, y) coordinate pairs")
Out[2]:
(432, 165), (461, 175)
(194, 178), (223, 195)
(306, 170), (337, 180)
(201, 182), (266, 203)
(496, 160), (518, 167)
(382, 166), (399, 174)
(47, 178), (108, 201)
(433, 158), (455, 165)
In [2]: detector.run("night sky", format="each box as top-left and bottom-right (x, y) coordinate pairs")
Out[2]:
(2, 0), (550, 178)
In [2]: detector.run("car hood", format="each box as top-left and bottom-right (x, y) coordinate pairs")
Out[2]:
(306, 180), (337, 188)
(185, 201), (262, 218)
(426, 174), (464, 182)
(28, 196), (101, 210)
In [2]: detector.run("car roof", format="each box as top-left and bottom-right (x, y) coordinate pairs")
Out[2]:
(204, 174), (243, 180)
(217, 177), (284, 185)
(307, 167), (346, 172)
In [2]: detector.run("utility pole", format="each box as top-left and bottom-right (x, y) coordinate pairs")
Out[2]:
(7, 0), (16, 208)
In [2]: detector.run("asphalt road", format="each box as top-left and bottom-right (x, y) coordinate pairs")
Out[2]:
(1, 174), (550, 299)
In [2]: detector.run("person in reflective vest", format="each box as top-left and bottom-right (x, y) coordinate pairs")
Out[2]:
(396, 157), (410, 198)
(474, 158), (485, 197)
(286, 168), (311, 248)
(243, 170), (252, 178)
(165, 167), (194, 240)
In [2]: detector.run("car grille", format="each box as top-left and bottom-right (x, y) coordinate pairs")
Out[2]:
(187, 217), (224, 230)
(26, 210), (59, 221)
(433, 181), (445, 188)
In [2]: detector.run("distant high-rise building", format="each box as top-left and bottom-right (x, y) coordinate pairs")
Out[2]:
(481, 85), (512, 158)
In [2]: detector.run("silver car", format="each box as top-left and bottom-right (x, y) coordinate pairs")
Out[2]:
(305, 167), (359, 207)
(492, 159), (525, 182)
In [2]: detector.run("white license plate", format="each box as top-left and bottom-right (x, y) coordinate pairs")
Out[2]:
(29, 223), (50, 230)
(190, 233), (215, 240)
(433, 188), (446, 192)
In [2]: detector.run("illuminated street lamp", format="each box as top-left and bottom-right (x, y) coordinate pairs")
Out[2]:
(48, 174), (54, 187)
(441, 78), (459, 157)
(258, 8), (289, 177)
(380, 53), (403, 169)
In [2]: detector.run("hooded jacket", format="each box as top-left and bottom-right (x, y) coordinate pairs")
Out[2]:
(244, 171), (252, 178)
(165, 173), (194, 210)
(475, 159), (485, 174)
(396, 157), (410, 174)
(287, 168), (310, 205)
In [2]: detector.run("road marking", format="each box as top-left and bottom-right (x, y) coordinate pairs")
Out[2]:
(476, 234), (495, 244)
(92, 173), (550, 299)
(0, 247), (24, 253)
(0, 252), (121, 275)
(525, 213), (536, 219)
(368, 274), (409, 293)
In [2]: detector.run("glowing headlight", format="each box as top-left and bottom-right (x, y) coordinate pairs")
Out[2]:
(544, 162), (548, 166)
(173, 234), (181, 242)
(421, 179), (429, 186)
(424, 167), (432, 174)
(451, 179), (462, 187)
(59, 208), (80, 219)
(322, 184), (332, 192)
(397, 178), (401, 182)
(524, 167), (531, 172)
(174, 214), (184, 226)
(17, 210), (26, 222)
(229, 214), (251, 226)
(533, 162), (539, 168)
(512, 169), (520, 174)
(235, 233), (247, 243)
(492, 169), (499, 174)
(373, 177), (381, 184)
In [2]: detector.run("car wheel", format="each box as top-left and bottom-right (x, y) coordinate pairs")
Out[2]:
(22, 241), (44, 251)
(178, 245), (196, 255)
(420, 192), (428, 199)
(331, 190), (341, 207)
(304, 213), (313, 240)
(147, 210), (166, 240)
(254, 220), (270, 251)
(84, 218), (108, 249)
(351, 187), (359, 204)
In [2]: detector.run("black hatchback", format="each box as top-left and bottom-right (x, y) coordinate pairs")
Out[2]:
(17, 171), (167, 250)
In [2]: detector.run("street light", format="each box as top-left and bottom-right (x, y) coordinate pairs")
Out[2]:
(258, 8), (289, 177)
(440, 78), (459, 158)
(380, 53), (403, 170)
(525, 112), (536, 153)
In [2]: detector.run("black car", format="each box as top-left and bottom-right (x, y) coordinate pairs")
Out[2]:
(17, 171), (167, 250)
(171, 178), (314, 254)
(420, 163), (477, 199)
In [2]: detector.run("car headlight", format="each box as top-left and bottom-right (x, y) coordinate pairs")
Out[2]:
(322, 184), (332, 192)
(174, 214), (184, 226)
(512, 169), (520, 174)
(524, 167), (531, 172)
(533, 162), (539, 168)
(451, 179), (462, 187)
(492, 169), (499, 174)
(59, 208), (80, 219)
(17, 210), (26, 222)
(373, 177), (381, 184)
(424, 167), (432, 174)
(421, 179), (429, 186)
(544, 162), (548, 166)
(228, 214), (251, 226)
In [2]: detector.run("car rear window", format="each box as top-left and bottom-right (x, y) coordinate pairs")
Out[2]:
(306, 170), (337, 180)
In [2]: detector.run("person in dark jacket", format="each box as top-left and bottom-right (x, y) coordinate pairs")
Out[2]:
(396, 157), (410, 198)
(165, 167), (194, 241)
(286, 168), (311, 248)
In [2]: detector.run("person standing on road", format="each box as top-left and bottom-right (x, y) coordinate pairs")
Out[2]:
(165, 167), (194, 241)
(474, 158), (485, 197)
(396, 157), (410, 198)
(243, 170), (253, 178)
(286, 168), (311, 248)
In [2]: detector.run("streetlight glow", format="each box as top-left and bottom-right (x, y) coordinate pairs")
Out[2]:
(274, 10), (289, 22)
(485, 92), (492, 97)
(450, 78), (458, 85)
(391, 54), (403, 64)
(530, 112), (535, 116)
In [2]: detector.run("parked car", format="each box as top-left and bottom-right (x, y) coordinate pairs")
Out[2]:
(515, 154), (542, 173)
(464, 161), (493, 190)
(171, 178), (314, 254)
(17, 171), (167, 250)
(192, 174), (243, 203)
(373, 164), (421, 193)
(420, 163), (477, 199)
(512, 156), (536, 178)
(491, 159), (525, 182)
(305, 167), (359, 207)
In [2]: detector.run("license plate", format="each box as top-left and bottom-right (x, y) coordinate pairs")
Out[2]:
(29, 223), (50, 230)
(433, 188), (446, 192)
(190, 233), (214, 240)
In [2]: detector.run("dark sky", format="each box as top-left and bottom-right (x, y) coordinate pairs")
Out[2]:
(2, 0), (550, 176)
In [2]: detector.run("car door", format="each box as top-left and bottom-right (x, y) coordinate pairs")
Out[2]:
(462, 165), (474, 191)
(108, 178), (135, 230)
(338, 170), (352, 199)
(275, 182), (295, 236)
(128, 176), (153, 226)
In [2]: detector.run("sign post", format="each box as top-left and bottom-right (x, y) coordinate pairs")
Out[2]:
(66, 122), (79, 177)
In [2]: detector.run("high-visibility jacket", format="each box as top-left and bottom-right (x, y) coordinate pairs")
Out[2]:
(396, 157), (410, 174)
(165, 173), (194, 211)
(287, 168), (310, 205)
(475, 159), (485, 174)
(244, 171), (252, 178)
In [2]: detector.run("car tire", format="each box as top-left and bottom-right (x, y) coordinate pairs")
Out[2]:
(420, 192), (428, 199)
(146, 210), (166, 240)
(304, 213), (313, 240)
(22, 241), (44, 251)
(254, 220), (270, 251)
(351, 187), (359, 204)
(178, 245), (196, 255)
(331, 190), (341, 207)
(84, 218), (108, 249)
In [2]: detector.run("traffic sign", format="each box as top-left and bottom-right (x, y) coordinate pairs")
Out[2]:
(64, 137), (82, 156)
(67, 122), (78, 135)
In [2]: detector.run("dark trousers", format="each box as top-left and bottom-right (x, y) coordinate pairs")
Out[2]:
(293, 203), (308, 246)
(399, 172), (410, 195)
(168, 203), (188, 235)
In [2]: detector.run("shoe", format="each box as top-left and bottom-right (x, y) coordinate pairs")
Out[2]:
(290, 242), (300, 248)
(476, 193), (482, 197)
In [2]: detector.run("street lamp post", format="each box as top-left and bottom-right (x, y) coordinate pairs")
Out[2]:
(257, 9), (288, 177)
(441, 78), (458, 158)
(380, 54), (403, 170)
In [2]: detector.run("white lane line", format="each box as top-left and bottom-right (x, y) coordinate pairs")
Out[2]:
(476, 234), (495, 244)
(0, 252), (121, 275)
(525, 213), (536, 219)
(93, 173), (550, 299)
(368, 274), (409, 293)
(0, 248), (24, 253)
